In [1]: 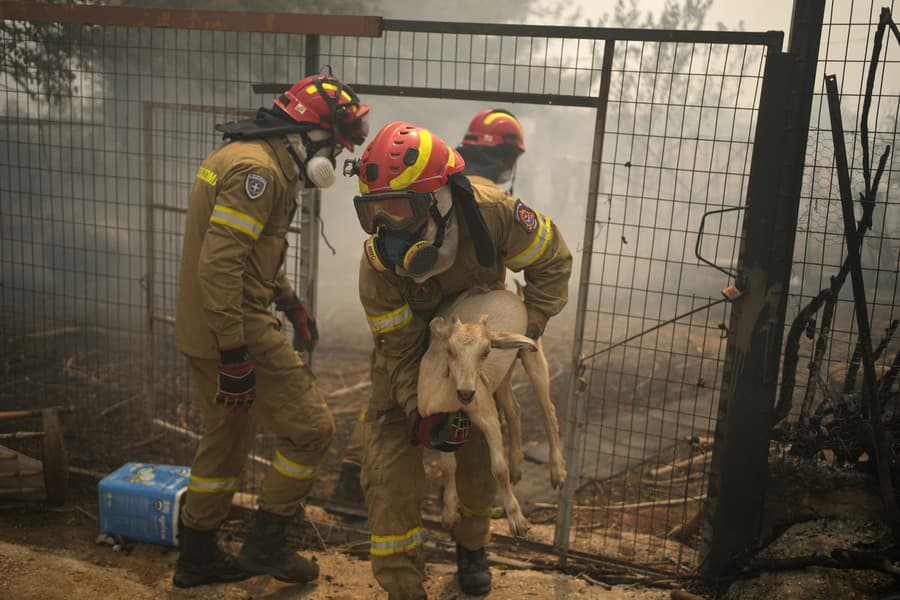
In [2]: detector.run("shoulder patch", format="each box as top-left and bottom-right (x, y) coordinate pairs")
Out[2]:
(514, 199), (539, 234)
(245, 173), (268, 200)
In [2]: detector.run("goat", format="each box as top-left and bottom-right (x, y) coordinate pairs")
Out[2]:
(417, 287), (566, 538)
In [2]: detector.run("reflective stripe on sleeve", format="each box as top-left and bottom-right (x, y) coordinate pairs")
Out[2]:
(370, 526), (424, 556)
(187, 474), (239, 494)
(504, 214), (552, 271)
(210, 205), (264, 240)
(366, 304), (413, 334)
(272, 450), (318, 480)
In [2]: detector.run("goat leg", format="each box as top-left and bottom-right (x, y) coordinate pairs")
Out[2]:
(494, 371), (523, 484)
(436, 452), (461, 531)
(467, 408), (530, 538)
(520, 338), (567, 489)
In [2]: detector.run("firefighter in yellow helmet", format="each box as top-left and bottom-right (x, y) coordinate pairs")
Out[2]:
(173, 74), (369, 588)
(330, 109), (529, 509)
(345, 121), (571, 598)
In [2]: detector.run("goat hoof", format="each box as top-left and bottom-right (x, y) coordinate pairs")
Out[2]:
(508, 516), (531, 538)
(551, 465), (567, 490)
(510, 468), (523, 485)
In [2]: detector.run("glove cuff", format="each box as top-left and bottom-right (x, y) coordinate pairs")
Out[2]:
(219, 344), (249, 365)
(275, 292), (302, 312)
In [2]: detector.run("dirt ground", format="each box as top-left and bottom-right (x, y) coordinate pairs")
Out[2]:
(0, 499), (675, 600)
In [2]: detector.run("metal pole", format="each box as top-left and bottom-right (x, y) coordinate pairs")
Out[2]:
(553, 39), (615, 560)
(143, 102), (156, 420)
(701, 0), (824, 577)
(302, 35), (321, 368)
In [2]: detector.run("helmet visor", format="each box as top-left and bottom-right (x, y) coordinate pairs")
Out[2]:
(341, 112), (369, 147)
(353, 190), (435, 234)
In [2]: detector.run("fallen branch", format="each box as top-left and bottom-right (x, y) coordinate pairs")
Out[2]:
(152, 418), (271, 467)
(99, 393), (141, 417)
(122, 430), (166, 450)
(324, 380), (370, 399)
(649, 452), (711, 479)
(605, 494), (707, 511)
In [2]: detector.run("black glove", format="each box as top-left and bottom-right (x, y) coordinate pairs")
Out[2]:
(407, 407), (471, 452)
(277, 293), (319, 353)
(216, 344), (255, 412)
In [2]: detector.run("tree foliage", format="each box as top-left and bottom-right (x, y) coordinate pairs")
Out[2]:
(0, 0), (95, 101)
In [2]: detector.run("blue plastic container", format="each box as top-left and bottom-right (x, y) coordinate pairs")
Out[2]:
(98, 462), (190, 546)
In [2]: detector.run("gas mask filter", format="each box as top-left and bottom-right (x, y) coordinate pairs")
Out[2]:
(284, 130), (337, 189)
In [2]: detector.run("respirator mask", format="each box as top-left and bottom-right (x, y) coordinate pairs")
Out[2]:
(355, 185), (458, 282)
(284, 129), (339, 189)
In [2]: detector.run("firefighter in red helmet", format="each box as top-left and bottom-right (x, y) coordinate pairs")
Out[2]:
(458, 108), (525, 190)
(172, 73), (368, 588)
(332, 108), (530, 509)
(346, 121), (571, 598)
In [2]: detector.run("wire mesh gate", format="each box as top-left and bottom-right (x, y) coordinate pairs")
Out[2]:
(0, 2), (788, 576)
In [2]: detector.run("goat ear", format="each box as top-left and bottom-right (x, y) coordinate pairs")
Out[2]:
(430, 316), (449, 340)
(489, 332), (537, 351)
(479, 314), (489, 326)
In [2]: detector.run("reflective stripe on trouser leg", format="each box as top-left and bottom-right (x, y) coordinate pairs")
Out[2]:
(362, 359), (427, 599)
(451, 426), (497, 550)
(182, 357), (256, 531)
(251, 332), (335, 517)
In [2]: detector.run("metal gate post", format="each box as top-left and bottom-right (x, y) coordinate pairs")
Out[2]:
(300, 34), (321, 367)
(142, 101), (157, 421)
(553, 39), (615, 560)
(701, 0), (824, 577)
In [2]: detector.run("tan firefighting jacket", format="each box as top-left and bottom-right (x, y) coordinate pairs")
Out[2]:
(176, 137), (301, 359)
(358, 175), (572, 413)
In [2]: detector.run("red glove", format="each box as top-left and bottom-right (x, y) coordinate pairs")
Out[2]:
(407, 407), (470, 452)
(277, 294), (319, 353)
(216, 345), (255, 412)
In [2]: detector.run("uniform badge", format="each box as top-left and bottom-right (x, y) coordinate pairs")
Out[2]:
(514, 199), (539, 234)
(245, 173), (268, 200)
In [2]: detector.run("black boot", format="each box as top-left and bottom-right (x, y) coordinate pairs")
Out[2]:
(172, 526), (250, 588)
(456, 544), (492, 596)
(237, 509), (319, 584)
(330, 463), (364, 507)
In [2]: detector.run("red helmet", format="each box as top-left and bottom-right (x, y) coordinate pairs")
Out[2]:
(460, 109), (525, 153)
(357, 121), (465, 194)
(274, 74), (370, 151)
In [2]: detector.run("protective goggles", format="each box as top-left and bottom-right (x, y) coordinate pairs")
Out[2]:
(353, 190), (436, 234)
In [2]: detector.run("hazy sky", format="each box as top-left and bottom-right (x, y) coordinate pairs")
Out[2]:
(581, 0), (796, 35)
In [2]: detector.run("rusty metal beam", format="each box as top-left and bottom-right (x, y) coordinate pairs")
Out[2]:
(0, 1), (382, 37)
(253, 82), (602, 108)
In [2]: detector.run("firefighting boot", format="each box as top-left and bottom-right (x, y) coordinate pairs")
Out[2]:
(237, 509), (319, 583)
(455, 544), (492, 596)
(172, 526), (250, 588)
(330, 462), (365, 507)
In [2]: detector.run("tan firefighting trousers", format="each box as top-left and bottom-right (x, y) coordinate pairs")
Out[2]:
(362, 352), (498, 600)
(181, 331), (335, 531)
(340, 350), (372, 468)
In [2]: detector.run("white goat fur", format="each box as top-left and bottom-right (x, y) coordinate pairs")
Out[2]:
(417, 287), (566, 538)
